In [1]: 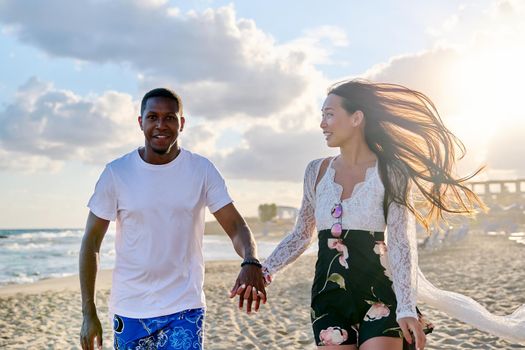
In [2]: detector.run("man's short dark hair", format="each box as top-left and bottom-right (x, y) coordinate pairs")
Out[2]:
(140, 88), (183, 116)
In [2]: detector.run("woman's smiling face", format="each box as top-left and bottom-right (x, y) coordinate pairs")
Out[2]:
(320, 94), (362, 148)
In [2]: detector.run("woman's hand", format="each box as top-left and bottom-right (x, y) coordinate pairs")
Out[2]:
(398, 316), (426, 350)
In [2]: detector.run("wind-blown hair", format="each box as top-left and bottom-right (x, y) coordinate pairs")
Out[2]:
(328, 79), (484, 229)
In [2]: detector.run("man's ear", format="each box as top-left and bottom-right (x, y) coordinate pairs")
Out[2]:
(138, 116), (143, 130)
(352, 110), (364, 127)
(180, 116), (185, 132)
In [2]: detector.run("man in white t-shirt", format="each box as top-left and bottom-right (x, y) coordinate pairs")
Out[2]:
(79, 88), (266, 350)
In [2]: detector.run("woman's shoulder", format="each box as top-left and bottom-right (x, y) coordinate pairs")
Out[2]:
(305, 157), (333, 175)
(304, 157), (334, 191)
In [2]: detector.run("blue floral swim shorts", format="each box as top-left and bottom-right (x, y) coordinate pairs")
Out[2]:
(113, 308), (205, 350)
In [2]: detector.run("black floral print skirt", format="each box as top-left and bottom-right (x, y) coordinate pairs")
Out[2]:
(310, 229), (433, 347)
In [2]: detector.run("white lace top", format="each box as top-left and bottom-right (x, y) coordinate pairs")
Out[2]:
(262, 157), (418, 320)
(262, 158), (525, 344)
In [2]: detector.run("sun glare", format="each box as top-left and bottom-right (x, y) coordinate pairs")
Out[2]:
(451, 46), (525, 146)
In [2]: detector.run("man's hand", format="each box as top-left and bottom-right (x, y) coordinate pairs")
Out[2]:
(398, 316), (426, 350)
(229, 264), (267, 314)
(213, 203), (267, 313)
(80, 313), (103, 350)
(79, 212), (109, 350)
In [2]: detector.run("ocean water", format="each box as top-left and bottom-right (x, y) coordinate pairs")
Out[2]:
(0, 228), (298, 286)
(3, 227), (518, 287)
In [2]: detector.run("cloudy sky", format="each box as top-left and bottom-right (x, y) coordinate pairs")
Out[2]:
(1, 0), (524, 228)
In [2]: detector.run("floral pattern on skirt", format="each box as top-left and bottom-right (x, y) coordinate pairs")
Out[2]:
(311, 229), (433, 347)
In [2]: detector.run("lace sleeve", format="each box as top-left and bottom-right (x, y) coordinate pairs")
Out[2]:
(386, 191), (418, 320)
(261, 159), (321, 285)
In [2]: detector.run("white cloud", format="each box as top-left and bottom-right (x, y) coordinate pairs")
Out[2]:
(363, 47), (462, 117)
(0, 1), (347, 178)
(485, 122), (525, 178)
(0, 76), (333, 180)
(427, 0), (524, 47)
(282, 26), (349, 65)
(0, 77), (141, 169)
(0, 148), (63, 173)
(0, 1), (322, 120)
(9, 1), (523, 182)
(357, 0), (525, 180)
(180, 123), (218, 157)
(215, 125), (334, 182)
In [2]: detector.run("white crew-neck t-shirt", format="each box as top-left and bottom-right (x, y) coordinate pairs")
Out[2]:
(87, 148), (232, 318)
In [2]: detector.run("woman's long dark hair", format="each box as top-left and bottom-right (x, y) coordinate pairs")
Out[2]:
(329, 79), (485, 229)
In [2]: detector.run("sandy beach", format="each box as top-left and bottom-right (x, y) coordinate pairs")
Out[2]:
(1, 232), (524, 349)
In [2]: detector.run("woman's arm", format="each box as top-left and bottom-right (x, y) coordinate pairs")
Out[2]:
(387, 192), (427, 348)
(386, 195), (418, 320)
(261, 159), (321, 284)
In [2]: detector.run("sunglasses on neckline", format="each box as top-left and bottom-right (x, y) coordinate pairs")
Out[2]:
(331, 203), (343, 237)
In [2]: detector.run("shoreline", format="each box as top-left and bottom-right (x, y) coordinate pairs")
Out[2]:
(0, 260), (244, 297)
(0, 269), (112, 297)
(0, 227), (291, 288)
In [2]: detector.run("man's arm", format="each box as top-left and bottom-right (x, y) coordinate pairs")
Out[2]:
(213, 203), (267, 314)
(79, 211), (110, 350)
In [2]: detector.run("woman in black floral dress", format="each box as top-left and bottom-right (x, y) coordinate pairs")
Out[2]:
(261, 80), (497, 350)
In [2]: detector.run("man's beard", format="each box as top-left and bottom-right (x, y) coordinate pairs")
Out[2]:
(151, 142), (175, 155)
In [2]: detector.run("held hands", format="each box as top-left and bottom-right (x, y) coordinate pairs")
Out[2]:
(229, 261), (267, 314)
(398, 316), (426, 350)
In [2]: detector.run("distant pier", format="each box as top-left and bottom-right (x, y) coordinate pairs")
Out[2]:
(466, 179), (525, 203)
(465, 179), (525, 230)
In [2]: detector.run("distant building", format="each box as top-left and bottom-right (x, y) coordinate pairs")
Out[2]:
(466, 179), (525, 205)
(465, 178), (525, 231)
(276, 205), (298, 220)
